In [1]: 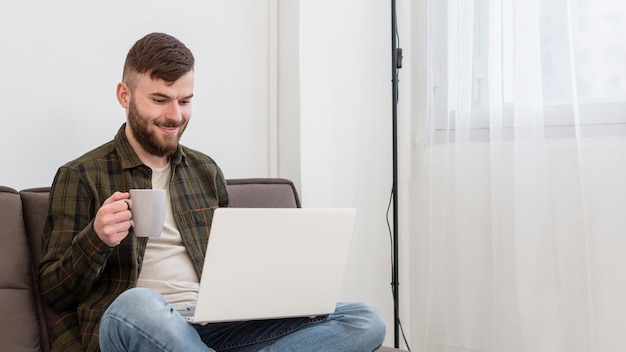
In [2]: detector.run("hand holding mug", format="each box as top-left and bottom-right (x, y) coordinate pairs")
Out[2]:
(94, 192), (132, 247)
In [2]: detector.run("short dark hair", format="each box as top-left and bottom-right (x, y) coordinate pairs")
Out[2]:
(123, 32), (195, 89)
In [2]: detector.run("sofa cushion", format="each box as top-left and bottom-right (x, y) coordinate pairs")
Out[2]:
(227, 178), (300, 208)
(0, 186), (44, 352)
(20, 187), (55, 352)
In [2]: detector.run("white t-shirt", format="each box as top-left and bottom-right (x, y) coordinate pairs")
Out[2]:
(135, 163), (200, 310)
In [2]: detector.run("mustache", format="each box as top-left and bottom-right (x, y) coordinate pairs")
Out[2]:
(154, 119), (186, 128)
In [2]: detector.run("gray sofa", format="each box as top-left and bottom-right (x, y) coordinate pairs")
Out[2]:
(0, 178), (403, 351)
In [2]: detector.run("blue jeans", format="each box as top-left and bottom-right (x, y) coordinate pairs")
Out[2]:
(99, 287), (386, 351)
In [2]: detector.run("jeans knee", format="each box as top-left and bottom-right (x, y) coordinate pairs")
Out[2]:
(103, 287), (166, 323)
(116, 287), (164, 304)
(361, 303), (387, 342)
(335, 302), (386, 347)
(100, 288), (194, 351)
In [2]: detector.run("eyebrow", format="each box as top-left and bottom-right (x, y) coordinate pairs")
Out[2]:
(149, 92), (194, 100)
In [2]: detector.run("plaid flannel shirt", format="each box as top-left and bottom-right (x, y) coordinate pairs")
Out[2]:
(39, 124), (229, 351)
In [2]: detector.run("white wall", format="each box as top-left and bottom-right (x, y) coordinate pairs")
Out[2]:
(1, 1), (272, 190)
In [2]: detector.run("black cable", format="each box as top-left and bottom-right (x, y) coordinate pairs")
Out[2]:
(387, 188), (412, 351)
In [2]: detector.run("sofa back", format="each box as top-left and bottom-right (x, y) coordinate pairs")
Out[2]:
(0, 178), (300, 352)
(0, 186), (48, 352)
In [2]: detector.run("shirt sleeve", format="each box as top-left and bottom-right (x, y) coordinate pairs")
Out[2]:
(216, 165), (230, 208)
(39, 166), (113, 312)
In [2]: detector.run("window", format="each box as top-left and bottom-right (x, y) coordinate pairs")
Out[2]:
(437, 0), (626, 135)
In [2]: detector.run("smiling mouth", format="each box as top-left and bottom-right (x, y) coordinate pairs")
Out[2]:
(158, 126), (179, 135)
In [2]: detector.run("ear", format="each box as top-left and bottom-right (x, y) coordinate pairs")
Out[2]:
(116, 82), (130, 108)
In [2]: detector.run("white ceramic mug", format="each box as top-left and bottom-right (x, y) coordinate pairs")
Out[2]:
(123, 189), (166, 237)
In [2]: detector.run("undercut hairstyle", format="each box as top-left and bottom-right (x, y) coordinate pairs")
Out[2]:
(122, 32), (195, 90)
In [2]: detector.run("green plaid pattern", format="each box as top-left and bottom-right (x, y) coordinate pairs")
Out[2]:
(39, 124), (229, 351)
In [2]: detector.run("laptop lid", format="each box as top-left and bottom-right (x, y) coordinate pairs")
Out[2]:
(190, 207), (356, 323)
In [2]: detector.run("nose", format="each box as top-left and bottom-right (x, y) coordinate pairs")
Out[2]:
(164, 101), (183, 122)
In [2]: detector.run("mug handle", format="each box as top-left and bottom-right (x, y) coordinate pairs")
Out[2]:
(123, 199), (135, 227)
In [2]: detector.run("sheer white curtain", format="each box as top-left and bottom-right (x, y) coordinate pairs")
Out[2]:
(410, 0), (626, 351)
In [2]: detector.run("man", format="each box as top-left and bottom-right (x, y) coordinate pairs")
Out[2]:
(40, 32), (386, 352)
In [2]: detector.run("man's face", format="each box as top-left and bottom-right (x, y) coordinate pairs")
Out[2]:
(126, 71), (194, 157)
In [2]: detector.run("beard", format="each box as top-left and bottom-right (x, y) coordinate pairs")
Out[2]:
(127, 98), (188, 157)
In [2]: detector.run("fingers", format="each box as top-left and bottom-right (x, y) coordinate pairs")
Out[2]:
(94, 192), (132, 247)
(102, 191), (130, 206)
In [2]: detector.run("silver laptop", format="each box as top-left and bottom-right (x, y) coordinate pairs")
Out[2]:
(187, 207), (357, 323)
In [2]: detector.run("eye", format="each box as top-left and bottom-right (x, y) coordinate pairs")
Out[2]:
(152, 98), (166, 104)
